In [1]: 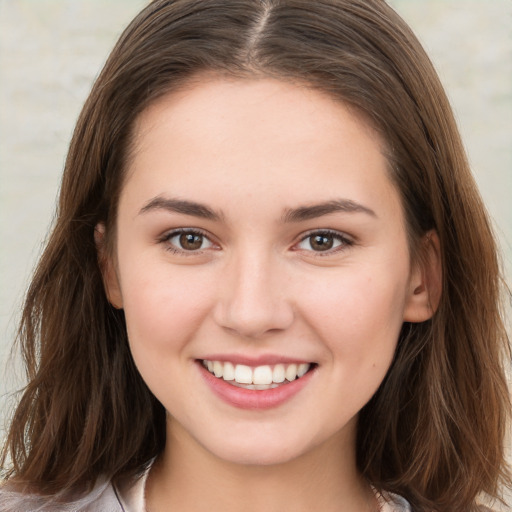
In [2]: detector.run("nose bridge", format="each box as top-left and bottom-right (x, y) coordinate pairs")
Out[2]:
(214, 245), (294, 338)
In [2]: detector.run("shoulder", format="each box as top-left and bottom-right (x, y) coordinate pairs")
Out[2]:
(376, 493), (503, 512)
(376, 490), (411, 512)
(0, 477), (122, 512)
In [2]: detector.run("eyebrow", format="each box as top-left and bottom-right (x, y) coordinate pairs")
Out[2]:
(139, 196), (376, 223)
(282, 199), (377, 222)
(139, 196), (223, 221)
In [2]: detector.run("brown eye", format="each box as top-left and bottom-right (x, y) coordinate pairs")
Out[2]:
(296, 231), (351, 253)
(166, 230), (213, 252)
(179, 232), (203, 250)
(309, 234), (334, 251)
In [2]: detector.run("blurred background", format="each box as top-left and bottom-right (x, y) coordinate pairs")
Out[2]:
(0, 0), (511, 505)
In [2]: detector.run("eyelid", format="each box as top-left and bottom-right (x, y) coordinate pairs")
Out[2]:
(158, 227), (219, 255)
(157, 227), (353, 256)
(293, 228), (354, 255)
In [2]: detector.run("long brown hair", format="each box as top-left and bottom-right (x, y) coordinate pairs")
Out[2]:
(2, 1), (510, 510)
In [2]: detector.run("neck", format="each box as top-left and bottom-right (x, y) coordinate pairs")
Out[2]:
(145, 417), (378, 512)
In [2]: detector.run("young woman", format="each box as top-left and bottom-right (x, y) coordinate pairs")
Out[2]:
(1, 1), (510, 511)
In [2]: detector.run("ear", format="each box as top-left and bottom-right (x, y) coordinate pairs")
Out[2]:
(403, 230), (442, 323)
(95, 223), (123, 309)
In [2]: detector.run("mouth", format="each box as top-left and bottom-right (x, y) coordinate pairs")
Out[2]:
(200, 359), (315, 390)
(197, 358), (317, 410)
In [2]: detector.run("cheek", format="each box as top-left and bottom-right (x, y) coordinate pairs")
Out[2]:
(118, 257), (217, 358)
(118, 262), (219, 409)
(297, 265), (408, 362)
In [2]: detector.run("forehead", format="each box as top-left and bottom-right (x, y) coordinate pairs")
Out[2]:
(130, 76), (384, 157)
(121, 77), (400, 222)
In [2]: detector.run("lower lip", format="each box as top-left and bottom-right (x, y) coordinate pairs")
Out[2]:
(197, 362), (316, 410)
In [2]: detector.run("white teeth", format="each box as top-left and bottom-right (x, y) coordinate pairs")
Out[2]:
(285, 364), (298, 381)
(223, 361), (235, 381)
(253, 365), (273, 385)
(234, 364), (253, 384)
(297, 363), (309, 378)
(272, 364), (285, 383)
(203, 360), (311, 386)
(230, 382), (280, 390)
(213, 361), (223, 378)
(254, 383), (274, 390)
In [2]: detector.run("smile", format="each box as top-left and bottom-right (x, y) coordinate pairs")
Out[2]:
(202, 360), (311, 390)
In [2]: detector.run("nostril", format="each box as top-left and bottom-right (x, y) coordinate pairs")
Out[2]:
(212, 298), (294, 339)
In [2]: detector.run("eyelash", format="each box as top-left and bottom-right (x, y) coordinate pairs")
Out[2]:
(294, 229), (354, 256)
(158, 228), (354, 256)
(159, 228), (216, 255)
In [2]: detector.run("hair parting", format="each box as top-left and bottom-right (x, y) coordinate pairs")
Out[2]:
(1, 1), (510, 510)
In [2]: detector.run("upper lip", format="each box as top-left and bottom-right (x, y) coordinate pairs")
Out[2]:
(198, 354), (313, 366)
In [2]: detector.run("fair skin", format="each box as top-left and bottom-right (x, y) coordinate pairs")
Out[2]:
(101, 77), (438, 512)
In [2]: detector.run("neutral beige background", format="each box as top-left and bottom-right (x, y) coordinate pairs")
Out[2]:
(1, 0), (511, 506)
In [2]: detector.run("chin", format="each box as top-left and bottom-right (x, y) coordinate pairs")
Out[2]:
(212, 444), (302, 467)
(198, 427), (322, 467)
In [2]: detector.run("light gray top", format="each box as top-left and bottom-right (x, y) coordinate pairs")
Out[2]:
(113, 472), (412, 512)
(0, 467), (412, 512)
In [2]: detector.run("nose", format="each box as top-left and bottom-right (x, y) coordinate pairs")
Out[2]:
(213, 251), (294, 339)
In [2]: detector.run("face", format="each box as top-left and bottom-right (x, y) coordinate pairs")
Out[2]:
(104, 77), (428, 466)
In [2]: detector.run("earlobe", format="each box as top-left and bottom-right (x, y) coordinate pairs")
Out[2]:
(95, 223), (123, 309)
(403, 230), (442, 323)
